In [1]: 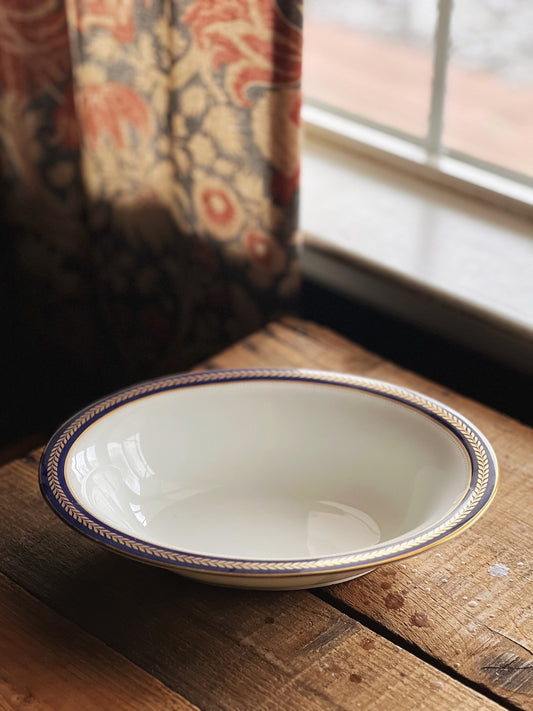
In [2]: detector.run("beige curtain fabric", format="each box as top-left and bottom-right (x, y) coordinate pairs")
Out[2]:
(1, 0), (302, 387)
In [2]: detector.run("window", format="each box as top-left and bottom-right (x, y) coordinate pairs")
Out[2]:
(300, 0), (533, 373)
(302, 0), (533, 212)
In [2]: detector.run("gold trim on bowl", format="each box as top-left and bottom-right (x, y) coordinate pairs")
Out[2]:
(40, 369), (498, 578)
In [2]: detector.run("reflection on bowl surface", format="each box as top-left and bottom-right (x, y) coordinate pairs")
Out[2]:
(41, 370), (498, 588)
(68, 378), (469, 558)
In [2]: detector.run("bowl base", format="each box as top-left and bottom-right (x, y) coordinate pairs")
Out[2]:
(174, 566), (377, 590)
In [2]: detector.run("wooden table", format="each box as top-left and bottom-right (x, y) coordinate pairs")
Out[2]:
(1, 318), (532, 710)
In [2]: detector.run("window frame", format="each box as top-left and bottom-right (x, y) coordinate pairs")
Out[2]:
(302, 0), (533, 219)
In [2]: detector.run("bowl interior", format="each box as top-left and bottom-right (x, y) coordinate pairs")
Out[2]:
(66, 380), (470, 560)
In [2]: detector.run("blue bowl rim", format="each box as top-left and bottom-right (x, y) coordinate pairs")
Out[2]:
(39, 368), (498, 578)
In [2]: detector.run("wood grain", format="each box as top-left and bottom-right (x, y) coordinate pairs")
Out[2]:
(0, 573), (197, 711)
(209, 318), (533, 707)
(0, 453), (500, 710)
(1, 316), (529, 710)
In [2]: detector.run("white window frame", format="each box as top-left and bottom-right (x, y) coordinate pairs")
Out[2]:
(300, 0), (533, 374)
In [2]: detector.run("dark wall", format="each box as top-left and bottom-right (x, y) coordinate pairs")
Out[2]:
(2, 274), (530, 451)
(299, 279), (532, 427)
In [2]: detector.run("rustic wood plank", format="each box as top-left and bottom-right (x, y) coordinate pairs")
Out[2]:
(200, 319), (385, 375)
(325, 377), (533, 710)
(0, 573), (197, 711)
(211, 317), (533, 709)
(0, 451), (502, 710)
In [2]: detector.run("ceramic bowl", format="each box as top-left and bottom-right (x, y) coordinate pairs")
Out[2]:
(40, 369), (498, 589)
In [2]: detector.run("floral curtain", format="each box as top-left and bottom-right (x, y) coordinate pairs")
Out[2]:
(1, 0), (302, 392)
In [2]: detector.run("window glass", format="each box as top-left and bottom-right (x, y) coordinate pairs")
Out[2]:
(303, 0), (437, 138)
(443, 0), (533, 178)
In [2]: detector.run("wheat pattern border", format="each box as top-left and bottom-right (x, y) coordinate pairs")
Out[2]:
(40, 369), (498, 575)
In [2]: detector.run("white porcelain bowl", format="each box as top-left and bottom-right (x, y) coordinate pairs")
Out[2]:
(40, 369), (498, 589)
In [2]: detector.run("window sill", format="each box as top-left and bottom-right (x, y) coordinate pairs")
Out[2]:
(300, 131), (533, 375)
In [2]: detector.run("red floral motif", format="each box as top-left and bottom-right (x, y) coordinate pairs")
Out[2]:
(244, 229), (285, 274)
(202, 188), (235, 227)
(74, 0), (143, 43)
(0, 0), (70, 93)
(78, 83), (153, 149)
(54, 83), (81, 150)
(183, 0), (252, 31)
(183, 0), (302, 106)
(289, 92), (301, 127)
(271, 90), (301, 202)
(193, 175), (244, 241)
(271, 167), (299, 204)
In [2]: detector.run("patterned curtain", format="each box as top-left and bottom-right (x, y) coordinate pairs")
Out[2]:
(0, 0), (302, 393)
